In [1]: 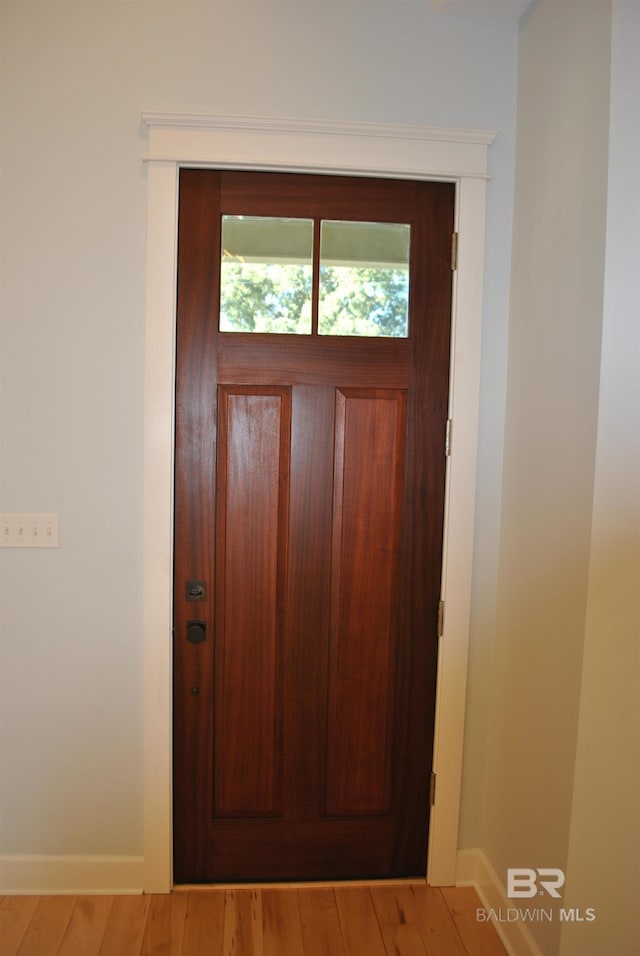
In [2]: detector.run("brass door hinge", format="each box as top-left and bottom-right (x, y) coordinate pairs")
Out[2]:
(451, 232), (459, 271)
(438, 600), (445, 638)
(430, 771), (437, 806)
(445, 418), (452, 458)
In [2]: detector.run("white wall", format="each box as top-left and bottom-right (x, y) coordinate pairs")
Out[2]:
(0, 2), (518, 870)
(480, 1), (637, 954)
(559, 4), (640, 954)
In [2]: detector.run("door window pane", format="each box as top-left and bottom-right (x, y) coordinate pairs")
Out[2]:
(220, 216), (313, 333)
(318, 221), (410, 337)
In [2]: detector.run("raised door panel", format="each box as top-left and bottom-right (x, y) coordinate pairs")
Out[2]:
(326, 389), (407, 816)
(214, 386), (291, 817)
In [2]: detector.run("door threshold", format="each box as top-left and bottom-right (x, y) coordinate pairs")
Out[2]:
(172, 876), (430, 891)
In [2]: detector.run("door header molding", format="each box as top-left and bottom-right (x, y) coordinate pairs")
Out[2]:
(141, 111), (492, 892)
(142, 112), (495, 180)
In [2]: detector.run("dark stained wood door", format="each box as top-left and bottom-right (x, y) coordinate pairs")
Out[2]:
(173, 170), (454, 882)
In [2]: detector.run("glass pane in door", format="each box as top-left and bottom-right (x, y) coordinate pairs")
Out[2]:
(318, 221), (410, 337)
(220, 216), (313, 333)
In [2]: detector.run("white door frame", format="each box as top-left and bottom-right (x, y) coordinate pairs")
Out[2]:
(141, 113), (493, 892)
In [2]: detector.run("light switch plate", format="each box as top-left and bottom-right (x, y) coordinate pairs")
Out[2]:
(1, 513), (60, 548)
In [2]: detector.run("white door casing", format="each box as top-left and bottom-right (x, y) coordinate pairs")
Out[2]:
(141, 113), (493, 891)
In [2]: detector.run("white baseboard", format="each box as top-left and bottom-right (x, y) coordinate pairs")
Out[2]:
(456, 849), (546, 956)
(0, 854), (144, 894)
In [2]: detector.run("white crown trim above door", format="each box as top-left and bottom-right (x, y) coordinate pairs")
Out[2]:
(141, 112), (493, 892)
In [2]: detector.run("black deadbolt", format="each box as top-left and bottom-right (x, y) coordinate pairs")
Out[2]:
(186, 580), (206, 601)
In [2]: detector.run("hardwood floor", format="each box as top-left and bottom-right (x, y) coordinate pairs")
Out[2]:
(1, 884), (507, 955)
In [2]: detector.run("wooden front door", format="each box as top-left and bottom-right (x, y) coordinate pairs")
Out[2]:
(173, 170), (454, 883)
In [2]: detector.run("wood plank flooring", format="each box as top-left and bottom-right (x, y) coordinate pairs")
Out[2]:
(1, 884), (507, 956)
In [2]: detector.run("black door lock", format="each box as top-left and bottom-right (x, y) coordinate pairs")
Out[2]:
(186, 580), (206, 601)
(186, 621), (206, 644)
